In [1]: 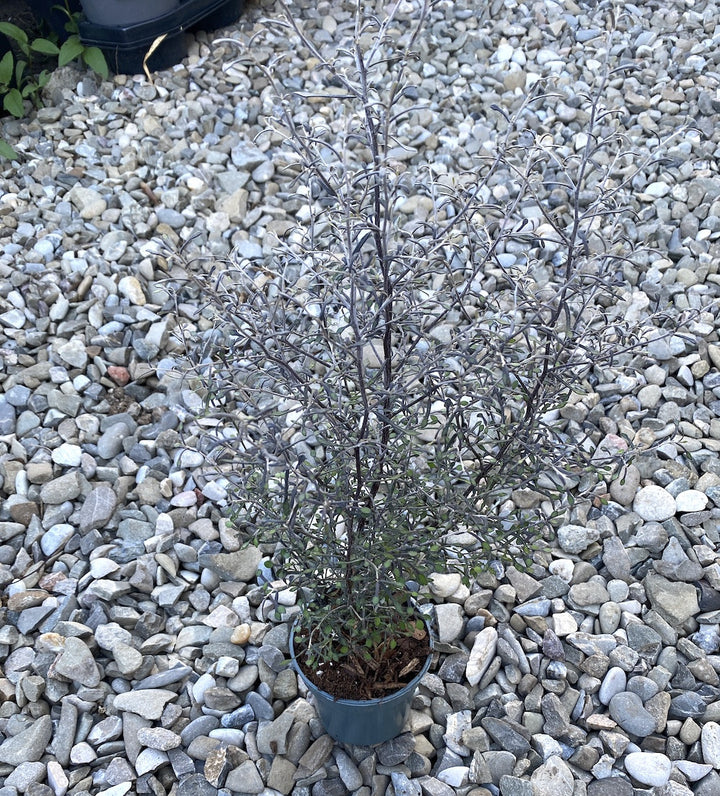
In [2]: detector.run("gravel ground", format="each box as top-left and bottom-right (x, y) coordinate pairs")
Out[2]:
(1, 0), (720, 795)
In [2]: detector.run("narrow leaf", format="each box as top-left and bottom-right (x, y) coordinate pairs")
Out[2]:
(0, 51), (13, 85)
(59, 37), (84, 67)
(31, 38), (60, 56)
(0, 22), (28, 47)
(83, 46), (108, 80)
(0, 139), (18, 160)
(3, 89), (24, 118)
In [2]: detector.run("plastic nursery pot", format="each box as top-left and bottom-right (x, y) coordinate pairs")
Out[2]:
(290, 619), (434, 747)
(79, 0), (180, 26)
(78, 0), (245, 75)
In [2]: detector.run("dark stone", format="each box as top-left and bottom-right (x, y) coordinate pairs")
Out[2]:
(671, 663), (697, 691)
(693, 769), (720, 795)
(245, 692), (274, 722)
(377, 733), (416, 766)
(587, 777), (633, 796)
(542, 629), (565, 661)
(696, 581), (720, 611)
(668, 692), (707, 719)
(540, 575), (570, 599)
(480, 717), (530, 757)
(437, 653), (469, 683)
(541, 693), (571, 737)
(221, 706), (255, 729)
(626, 623), (662, 663)
(177, 774), (217, 796)
(311, 778), (348, 796)
(498, 775), (533, 795)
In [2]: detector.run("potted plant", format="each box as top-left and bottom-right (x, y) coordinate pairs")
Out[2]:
(171, 1), (658, 745)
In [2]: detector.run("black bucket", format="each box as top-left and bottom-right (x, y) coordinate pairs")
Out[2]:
(78, 0), (244, 75)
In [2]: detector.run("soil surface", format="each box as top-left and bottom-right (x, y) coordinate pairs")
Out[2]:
(295, 625), (432, 701)
(3, 0), (43, 38)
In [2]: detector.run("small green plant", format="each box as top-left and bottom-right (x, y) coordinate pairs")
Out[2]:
(0, 6), (108, 160)
(0, 22), (57, 118)
(56, 4), (108, 81)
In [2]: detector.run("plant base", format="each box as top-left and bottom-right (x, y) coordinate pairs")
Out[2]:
(290, 620), (433, 746)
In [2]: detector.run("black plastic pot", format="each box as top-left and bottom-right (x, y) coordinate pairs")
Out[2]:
(289, 619), (434, 746)
(78, 0), (244, 75)
(80, 0), (179, 26)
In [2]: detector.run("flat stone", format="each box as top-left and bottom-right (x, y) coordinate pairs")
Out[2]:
(267, 757), (297, 795)
(598, 667), (627, 705)
(434, 603), (465, 643)
(676, 489), (708, 512)
(197, 546), (262, 581)
(701, 721), (720, 766)
(41, 523), (75, 556)
(5, 761), (46, 791)
(377, 732), (416, 766)
(0, 715), (52, 764)
(57, 338), (87, 369)
(587, 777), (633, 796)
(176, 773), (218, 796)
(624, 751), (671, 786)
(557, 524), (600, 554)
(296, 735), (334, 775)
(481, 717), (530, 757)
(609, 692), (657, 737)
(51, 442), (83, 467)
(226, 760), (263, 793)
(97, 422), (132, 460)
(118, 276), (147, 306)
(633, 485), (676, 521)
(137, 727), (182, 751)
(389, 772), (422, 796)
(52, 636), (101, 687)
(530, 755), (574, 796)
(256, 710), (294, 755)
(334, 749), (363, 791)
(644, 573), (699, 625)
(466, 627), (498, 686)
(669, 692), (707, 720)
(135, 747), (169, 776)
(78, 485), (118, 533)
(40, 472), (83, 505)
(113, 689), (178, 720)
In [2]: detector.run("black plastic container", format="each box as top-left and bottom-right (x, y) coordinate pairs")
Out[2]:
(78, 0), (244, 75)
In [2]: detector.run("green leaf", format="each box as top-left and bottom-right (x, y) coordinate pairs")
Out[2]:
(31, 38), (60, 56)
(14, 59), (27, 86)
(58, 37), (84, 67)
(3, 89), (24, 118)
(0, 139), (18, 160)
(0, 51), (13, 86)
(0, 22), (28, 47)
(82, 46), (109, 80)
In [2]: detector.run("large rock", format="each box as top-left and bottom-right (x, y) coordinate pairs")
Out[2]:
(644, 573), (699, 626)
(0, 715), (52, 764)
(198, 546), (262, 582)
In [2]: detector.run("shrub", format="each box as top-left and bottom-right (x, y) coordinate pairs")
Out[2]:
(169, 1), (670, 673)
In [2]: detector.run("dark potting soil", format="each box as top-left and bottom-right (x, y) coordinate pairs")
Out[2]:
(295, 627), (431, 701)
(3, 0), (44, 40)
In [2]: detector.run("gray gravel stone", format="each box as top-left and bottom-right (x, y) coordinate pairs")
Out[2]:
(0, 715), (52, 764)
